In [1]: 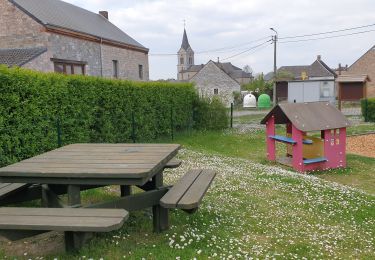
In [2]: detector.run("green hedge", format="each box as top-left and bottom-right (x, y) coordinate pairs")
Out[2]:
(361, 98), (375, 122)
(194, 96), (229, 130)
(0, 66), (197, 166)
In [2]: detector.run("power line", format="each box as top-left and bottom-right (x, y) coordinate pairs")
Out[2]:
(221, 40), (271, 61)
(149, 35), (271, 56)
(279, 22), (375, 39)
(279, 28), (375, 43)
(196, 35), (271, 54)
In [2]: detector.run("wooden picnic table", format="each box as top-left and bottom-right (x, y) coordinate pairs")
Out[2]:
(0, 143), (181, 233)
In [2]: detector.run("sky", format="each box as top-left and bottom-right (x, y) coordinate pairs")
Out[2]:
(64, 0), (375, 80)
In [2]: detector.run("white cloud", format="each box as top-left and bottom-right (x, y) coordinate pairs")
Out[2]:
(64, 0), (375, 79)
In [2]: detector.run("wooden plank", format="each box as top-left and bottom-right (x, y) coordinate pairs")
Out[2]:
(5, 163), (158, 169)
(303, 157), (327, 164)
(0, 183), (29, 198)
(160, 169), (202, 208)
(23, 158), (164, 164)
(0, 176), (146, 186)
(0, 167), (151, 176)
(0, 215), (126, 232)
(177, 170), (216, 210)
(62, 143), (180, 148)
(0, 207), (128, 217)
(0, 207), (128, 232)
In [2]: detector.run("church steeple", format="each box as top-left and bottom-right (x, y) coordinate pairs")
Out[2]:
(177, 28), (194, 80)
(181, 29), (191, 50)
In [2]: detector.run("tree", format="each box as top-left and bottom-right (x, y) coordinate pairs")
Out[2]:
(242, 74), (273, 98)
(243, 65), (253, 74)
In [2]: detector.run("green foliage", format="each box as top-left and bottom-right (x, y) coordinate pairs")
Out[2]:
(361, 98), (375, 122)
(232, 91), (242, 106)
(242, 74), (273, 98)
(0, 66), (197, 166)
(276, 70), (295, 81)
(193, 96), (229, 130)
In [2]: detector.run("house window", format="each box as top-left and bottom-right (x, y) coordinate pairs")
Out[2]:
(180, 57), (184, 65)
(52, 59), (86, 75)
(113, 60), (119, 78)
(320, 82), (332, 98)
(138, 64), (143, 80)
(189, 57), (193, 65)
(214, 88), (219, 95)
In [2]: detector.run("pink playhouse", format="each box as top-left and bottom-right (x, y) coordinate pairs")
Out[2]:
(261, 102), (351, 172)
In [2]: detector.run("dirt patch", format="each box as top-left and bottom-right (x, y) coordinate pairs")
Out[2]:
(0, 231), (64, 257)
(347, 134), (375, 158)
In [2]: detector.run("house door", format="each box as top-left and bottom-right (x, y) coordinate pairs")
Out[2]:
(303, 81), (320, 102)
(288, 82), (303, 103)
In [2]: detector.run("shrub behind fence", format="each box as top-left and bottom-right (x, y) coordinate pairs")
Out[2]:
(0, 66), (197, 166)
(361, 98), (375, 122)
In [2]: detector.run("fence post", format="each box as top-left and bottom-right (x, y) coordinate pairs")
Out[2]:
(230, 102), (234, 128)
(56, 117), (62, 147)
(131, 111), (136, 143)
(170, 106), (174, 141)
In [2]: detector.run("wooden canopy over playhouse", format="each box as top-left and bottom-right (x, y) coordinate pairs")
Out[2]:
(261, 102), (351, 172)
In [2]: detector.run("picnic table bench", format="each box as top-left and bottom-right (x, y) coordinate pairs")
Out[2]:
(0, 207), (128, 251)
(161, 169), (216, 213)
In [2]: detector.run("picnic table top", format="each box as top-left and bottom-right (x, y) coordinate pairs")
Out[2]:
(0, 143), (181, 185)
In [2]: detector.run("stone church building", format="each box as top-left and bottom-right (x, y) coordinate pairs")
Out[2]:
(0, 0), (149, 81)
(177, 29), (252, 106)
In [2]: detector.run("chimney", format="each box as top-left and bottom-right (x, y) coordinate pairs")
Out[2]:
(338, 63), (342, 75)
(99, 11), (108, 20)
(317, 55), (321, 61)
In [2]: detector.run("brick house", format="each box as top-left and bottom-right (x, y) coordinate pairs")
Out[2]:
(0, 0), (149, 81)
(189, 60), (241, 107)
(337, 45), (374, 99)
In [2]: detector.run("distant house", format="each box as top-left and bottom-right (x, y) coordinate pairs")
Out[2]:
(189, 60), (241, 107)
(176, 29), (250, 106)
(337, 45), (374, 101)
(0, 0), (149, 80)
(276, 55), (336, 103)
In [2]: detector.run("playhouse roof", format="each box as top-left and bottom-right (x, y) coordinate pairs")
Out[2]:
(261, 102), (351, 132)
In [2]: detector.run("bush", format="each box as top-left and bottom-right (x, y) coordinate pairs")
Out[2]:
(361, 98), (375, 122)
(0, 66), (197, 166)
(194, 96), (229, 130)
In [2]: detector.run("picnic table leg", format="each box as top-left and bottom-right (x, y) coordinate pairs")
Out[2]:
(41, 184), (62, 208)
(152, 171), (169, 233)
(67, 185), (81, 207)
(65, 185), (92, 252)
(120, 185), (132, 197)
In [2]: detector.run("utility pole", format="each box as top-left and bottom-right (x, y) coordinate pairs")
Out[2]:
(270, 28), (278, 105)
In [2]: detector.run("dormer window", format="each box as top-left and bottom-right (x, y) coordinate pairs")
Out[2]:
(180, 57), (184, 64)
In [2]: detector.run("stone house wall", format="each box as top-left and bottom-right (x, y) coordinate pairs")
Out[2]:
(347, 47), (375, 98)
(0, 0), (149, 81)
(190, 61), (240, 107)
(101, 44), (149, 80)
(0, 0), (47, 48)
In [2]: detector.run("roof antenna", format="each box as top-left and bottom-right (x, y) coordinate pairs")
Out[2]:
(183, 19), (186, 29)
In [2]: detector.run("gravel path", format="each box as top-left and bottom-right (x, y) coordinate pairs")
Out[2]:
(347, 134), (375, 158)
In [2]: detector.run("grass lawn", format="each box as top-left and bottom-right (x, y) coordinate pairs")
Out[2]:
(0, 115), (374, 259)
